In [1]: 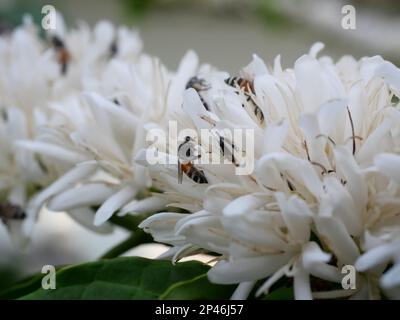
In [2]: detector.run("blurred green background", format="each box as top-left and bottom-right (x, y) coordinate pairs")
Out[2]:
(0, 0), (399, 286)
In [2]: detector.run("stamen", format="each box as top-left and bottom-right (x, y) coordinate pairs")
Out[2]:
(303, 140), (329, 174)
(303, 140), (311, 161)
(347, 106), (356, 155)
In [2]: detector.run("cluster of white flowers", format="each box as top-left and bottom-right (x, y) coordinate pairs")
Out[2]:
(1, 16), (400, 300)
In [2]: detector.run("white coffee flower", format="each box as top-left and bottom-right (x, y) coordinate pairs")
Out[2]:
(0, 15), (143, 246)
(18, 43), (209, 231)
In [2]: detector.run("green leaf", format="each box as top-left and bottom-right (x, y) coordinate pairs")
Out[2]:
(160, 274), (236, 300)
(0, 266), (65, 300)
(4, 257), (211, 300)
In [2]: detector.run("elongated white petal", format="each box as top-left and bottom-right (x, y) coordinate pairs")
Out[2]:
(357, 119), (392, 164)
(94, 185), (137, 226)
(263, 120), (288, 153)
(223, 194), (266, 217)
(321, 176), (362, 236)
(294, 263), (312, 300)
(333, 146), (366, 233)
(84, 92), (139, 126)
(276, 193), (312, 243)
(301, 242), (341, 282)
(119, 196), (169, 216)
(15, 140), (87, 163)
(381, 264), (400, 290)
(47, 183), (116, 212)
(355, 242), (398, 271)
(208, 253), (292, 284)
(68, 207), (113, 234)
(317, 98), (347, 142)
(374, 153), (400, 184)
(256, 264), (290, 296)
(315, 216), (360, 265)
(139, 212), (188, 244)
(35, 162), (98, 206)
(375, 61), (400, 92)
(230, 281), (256, 300)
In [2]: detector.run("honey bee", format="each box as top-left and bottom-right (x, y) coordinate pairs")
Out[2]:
(51, 36), (71, 75)
(186, 76), (211, 111)
(0, 202), (26, 225)
(109, 39), (118, 59)
(225, 76), (265, 126)
(177, 136), (208, 184)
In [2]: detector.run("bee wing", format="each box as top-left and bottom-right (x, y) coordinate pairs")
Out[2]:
(178, 160), (183, 184)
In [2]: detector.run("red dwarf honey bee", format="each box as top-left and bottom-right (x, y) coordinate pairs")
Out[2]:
(177, 136), (208, 184)
(50, 36), (71, 75)
(225, 76), (265, 126)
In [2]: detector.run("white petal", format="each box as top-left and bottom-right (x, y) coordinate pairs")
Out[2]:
(293, 263), (312, 300)
(357, 119), (393, 165)
(167, 50), (199, 109)
(256, 264), (290, 296)
(84, 92), (139, 127)
(68, 207), (113, 234)
(15, 140), (87, 164)
(375, 61), (400, 93)
(35, 162), (98, 206)
(241, 54), (269, 78)
(321, 176), (362, 236)
(207, 253), (292, 284)
(301, 242), (341, 282)
(315, 215), (360, 265)
(139, 212), (188, 244)
(355, 242), (398, 271)
(374, 153), (400, 184)
(317, 98), (347, 143)
(47, 183), (116, 212)
(381, 264), (400, 290)
(309, 42), (324, 58)
(182, 88), (215, 130)
(230, 281), (256, 300)
(334, 146), (367, 224)
(263, 120), (288, 153)
(223, 194), (266, 217)
(176, 211), (230, 254)
(275, 193), (312, 243)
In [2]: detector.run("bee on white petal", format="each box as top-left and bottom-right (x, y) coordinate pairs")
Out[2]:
(186, 76), (211, 111)
(177, 136), (208, 184)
